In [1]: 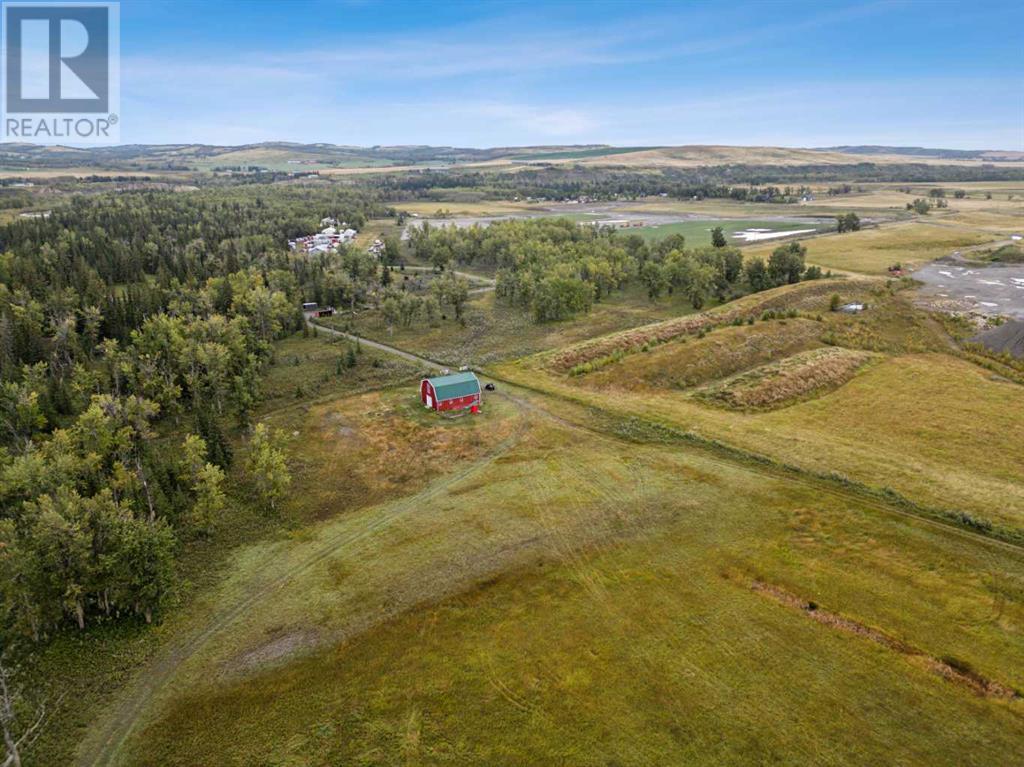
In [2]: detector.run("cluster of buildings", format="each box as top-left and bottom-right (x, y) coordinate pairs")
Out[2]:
(289, 217), (358, 255)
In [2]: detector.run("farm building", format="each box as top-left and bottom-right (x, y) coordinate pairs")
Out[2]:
(420, 371), (482, 412)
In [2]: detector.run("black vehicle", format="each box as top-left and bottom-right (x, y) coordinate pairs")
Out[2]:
(484, 382), (496, 391)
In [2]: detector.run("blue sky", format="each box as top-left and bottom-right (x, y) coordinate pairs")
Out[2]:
(118, 0), (1023, 149)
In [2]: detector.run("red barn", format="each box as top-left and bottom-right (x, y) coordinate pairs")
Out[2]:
(420, 371), (482, 412)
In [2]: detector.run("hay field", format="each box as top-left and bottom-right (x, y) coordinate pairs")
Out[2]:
(695, 346), (875, 410)
(574, 318), (824, 390)
(742, 221), (998, 275)
(86, 390), (1023, 767)
(496, 294), (1024, 529)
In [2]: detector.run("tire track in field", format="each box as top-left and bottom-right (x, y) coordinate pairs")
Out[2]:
(77, 421), (526, 767)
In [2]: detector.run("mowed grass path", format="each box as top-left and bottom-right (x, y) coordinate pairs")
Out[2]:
(121, 394), (1023, 766)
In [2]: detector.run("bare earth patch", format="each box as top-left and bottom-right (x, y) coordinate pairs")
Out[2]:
(228, 629), (322, 675)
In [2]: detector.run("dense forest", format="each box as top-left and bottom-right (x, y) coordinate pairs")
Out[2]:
(0, 186), (394, 642)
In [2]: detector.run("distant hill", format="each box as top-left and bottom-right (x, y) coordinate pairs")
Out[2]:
(821, 145), (1023, 162)
(0, 141), (1021, 175)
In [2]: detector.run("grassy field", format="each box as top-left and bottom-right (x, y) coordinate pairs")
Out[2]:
(741, 221), (998, 275)
(694, 346), (876, 410)
(36, 216), (1024, 766)
(564, 145), (1024, 169)
(631, 218), (830, 245)
(494, 291), (1024, 531)
(261, 331), (422, 408)
(394, 200), (540, 217)
(511, 146), (661, 161)
(86, 390), (1023, 766)
(21, 332), (424, 767)
(323, 285), (711, 366)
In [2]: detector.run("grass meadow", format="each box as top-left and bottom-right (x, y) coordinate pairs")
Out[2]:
(631, 218), (830, 245)
(106, 393), (1023, 766)
(495, 290), (1024, 531)
(46, 199), (1024, 766)
(742, 221), (998, 275)
(324, 285), (711, 367)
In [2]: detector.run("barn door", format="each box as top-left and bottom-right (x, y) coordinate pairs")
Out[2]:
(425, 393), (433, 409)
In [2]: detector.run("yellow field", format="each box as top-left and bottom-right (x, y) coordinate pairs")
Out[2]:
(498, 348), (1024, 530)
(393, 200), (538, 216)
(0, 167), (189, 179)
(743, 221), (998, 275)
(82, 390), (1024, 767)
(564, 146), (1024, 170)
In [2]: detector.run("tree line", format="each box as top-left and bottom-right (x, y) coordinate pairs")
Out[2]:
(409, 218), (824, 322)
(0, 187), (387, 642)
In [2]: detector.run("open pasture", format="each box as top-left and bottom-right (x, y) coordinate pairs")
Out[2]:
(573, 317), (825, 390)
(631, 217), (829, 245)
(497, 292), (1024, 530)
(742, 221), (998, 275)
(108, 389), (1024, 767)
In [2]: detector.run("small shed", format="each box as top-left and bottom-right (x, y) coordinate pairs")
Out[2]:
(421, 371), (481, 412)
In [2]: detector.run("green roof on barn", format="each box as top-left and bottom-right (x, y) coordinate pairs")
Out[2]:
(425, 371), (481, 401)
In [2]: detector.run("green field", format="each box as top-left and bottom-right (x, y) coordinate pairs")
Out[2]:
(323, 285), (711, 367)
(77, 385), (1024, 767)
(47, 276), (1020, 767)
(631, 218), (831, 246)
(496, 289), (1024, 532)
(743, 221), (1000, 275)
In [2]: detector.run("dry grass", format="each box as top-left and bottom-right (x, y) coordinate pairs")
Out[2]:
(394, 200), (538, 216)
(696, 347), (875, 410)
(497, 352), (1024, 528)
(742, 221), (998, 275)
(565, 146), (1024, 169)
(576, 318), (824, 391)
(277, 388), (518, 523)
(545, 278), (875, 373)
(112, 404), (1024, 767)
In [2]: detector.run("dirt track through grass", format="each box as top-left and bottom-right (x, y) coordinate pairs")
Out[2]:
(76, 419), (527, 767)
